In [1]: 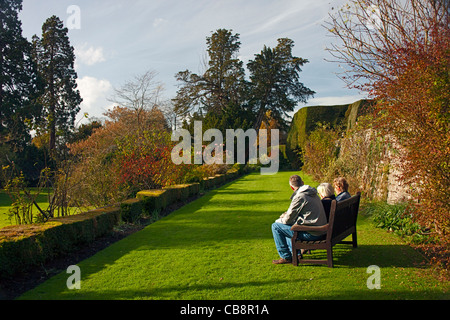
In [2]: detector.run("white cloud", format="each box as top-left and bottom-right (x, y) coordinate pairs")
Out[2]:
(75, 44), (106, 66)
(77, 76), (112, 113)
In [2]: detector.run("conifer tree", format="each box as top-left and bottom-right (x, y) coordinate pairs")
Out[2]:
(247, 38), (315, 131)
(32, 15), (82, 154)
(174, 29), (246, 117)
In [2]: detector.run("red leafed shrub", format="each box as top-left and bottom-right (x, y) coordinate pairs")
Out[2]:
(115, 131), (191, 193)
(373, 40), (450, 270)
(327, 0), (449, 270)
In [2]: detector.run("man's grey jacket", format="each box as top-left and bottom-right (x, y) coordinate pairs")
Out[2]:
(276, 185), (328, 236)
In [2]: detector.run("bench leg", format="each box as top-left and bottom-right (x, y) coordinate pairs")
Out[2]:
(327, 246), (333, 268)
(353, 232), (358, 248)
(292, 248), (299, 266)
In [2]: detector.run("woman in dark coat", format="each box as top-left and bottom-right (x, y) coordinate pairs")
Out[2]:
(317, 183), (336, 221)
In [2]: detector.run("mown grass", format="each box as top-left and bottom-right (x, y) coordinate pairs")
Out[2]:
(0, 189), (86, 229)
(19, 172), (449, 300)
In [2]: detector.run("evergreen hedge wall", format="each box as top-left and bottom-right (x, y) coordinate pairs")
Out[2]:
(286, 100), (373, 169)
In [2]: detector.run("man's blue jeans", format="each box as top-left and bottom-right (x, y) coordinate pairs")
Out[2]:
(272, 222), (325, 260)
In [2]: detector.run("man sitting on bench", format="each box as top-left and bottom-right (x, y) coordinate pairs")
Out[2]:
(271, 175), (328, 265)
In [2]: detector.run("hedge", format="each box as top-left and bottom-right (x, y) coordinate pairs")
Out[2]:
(285, 99), (374, 169)
(0, 206), (120, 279)
(136, 189), (170, 214)
(120, 199), (144, 224)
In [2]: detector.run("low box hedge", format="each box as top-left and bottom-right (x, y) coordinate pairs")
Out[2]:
(202, 177), (216, 190)
(214, 174), (226, 185)
(0, 206), (121, 279)
(136, 189), (170, 214)
(120, 199), (144, 223)
(163, 184), (191, 202)
(138, 183), (201, 216)
(188, 183), (200, 197)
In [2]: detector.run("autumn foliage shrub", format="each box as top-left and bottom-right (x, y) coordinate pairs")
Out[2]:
(67, 106), (191, 207)
(365, 15), (450, 269)
(115, 130), (191, 195)
(302, 123), (340, 183)
(326, 0), (449, 269)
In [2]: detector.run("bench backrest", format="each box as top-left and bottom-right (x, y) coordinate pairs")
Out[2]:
(327, 193), (361, 241)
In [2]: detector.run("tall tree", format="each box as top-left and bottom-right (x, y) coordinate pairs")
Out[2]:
(32, 15), (82, 154)
(174, 29), (246, 117)
(247, 38), (315, 131)
(0, 0), (41, 150)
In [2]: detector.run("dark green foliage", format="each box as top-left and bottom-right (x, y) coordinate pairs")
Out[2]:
(0, 143), (47, 186)
(163, 185), (191, 202)
(0, 0), (42, 151)
(247, 38), (315, 131)
(68, 120), (102, 144)
(183, 103), (254, 136)
(120, 199), (144, 224)
(345, 99), (376, 131)
(362, 201), (430, 244)
(174, 29), (246, 117)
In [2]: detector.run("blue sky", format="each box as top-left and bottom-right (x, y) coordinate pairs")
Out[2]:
(19, 0), (366, 124)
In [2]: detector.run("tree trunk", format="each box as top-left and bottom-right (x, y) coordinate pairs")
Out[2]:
(253, 106), (266, 134)
(48, 45), (56, 154)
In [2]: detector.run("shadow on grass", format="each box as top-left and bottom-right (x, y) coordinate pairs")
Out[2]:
(44, 279), (299, 300)
(300, 243), (427, 269)
(29, 268), (447, 300)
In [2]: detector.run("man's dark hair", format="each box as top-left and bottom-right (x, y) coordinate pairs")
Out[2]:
(289, 175), (304, 188)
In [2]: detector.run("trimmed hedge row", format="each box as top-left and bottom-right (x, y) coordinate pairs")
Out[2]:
(135, 167), (247, 220)
(0, 166), (251, 280)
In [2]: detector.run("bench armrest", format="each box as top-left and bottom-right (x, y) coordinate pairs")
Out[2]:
(291, 224), (329, 233)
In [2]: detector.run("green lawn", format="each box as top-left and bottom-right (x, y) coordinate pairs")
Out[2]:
(19, 172), (449, 300)
(0, 191), (12, 228)
(0, 189), (85, 228)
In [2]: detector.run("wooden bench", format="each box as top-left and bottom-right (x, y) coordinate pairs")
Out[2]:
(291, 192), (361, 268)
